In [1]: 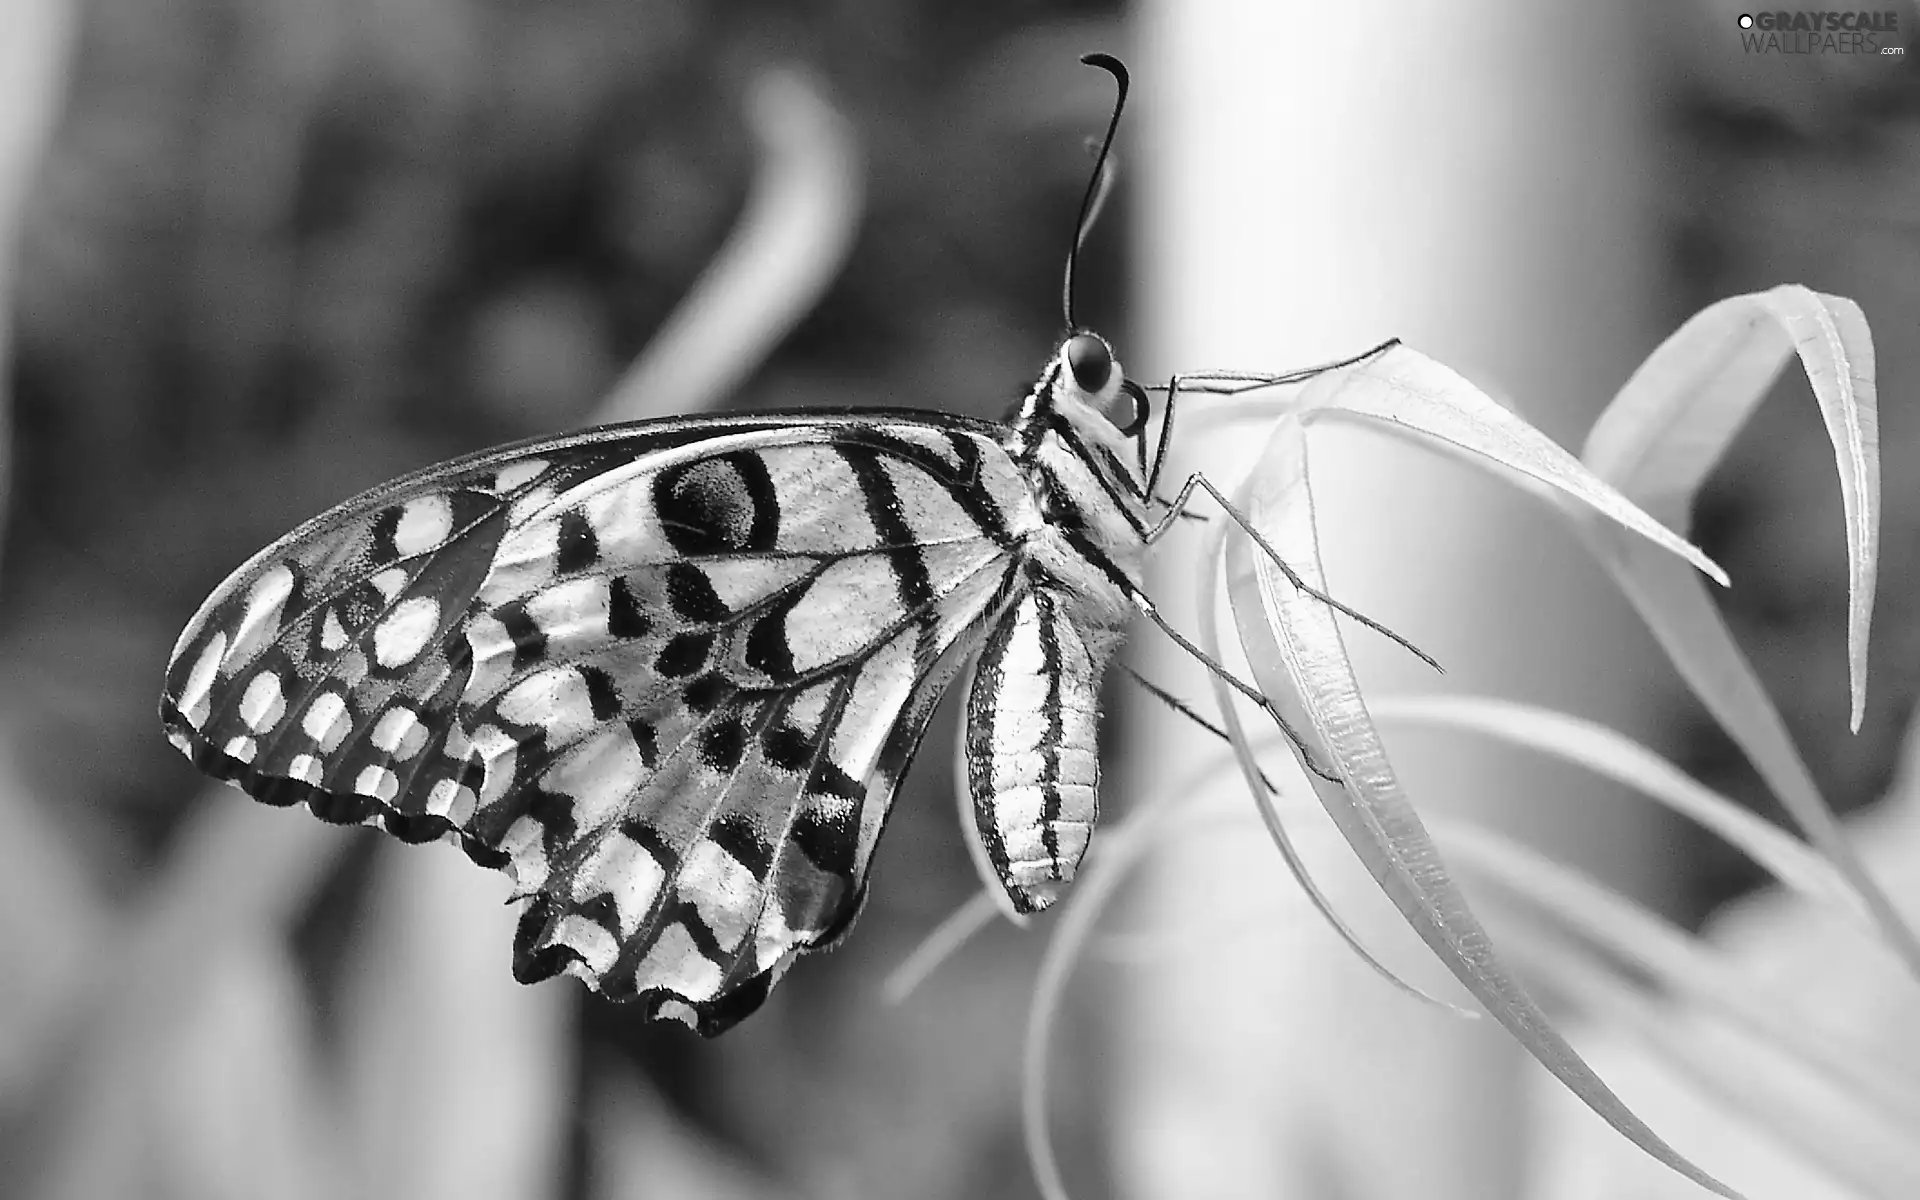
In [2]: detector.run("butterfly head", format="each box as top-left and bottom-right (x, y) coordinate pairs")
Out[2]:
(1025, 330), (1152, 493)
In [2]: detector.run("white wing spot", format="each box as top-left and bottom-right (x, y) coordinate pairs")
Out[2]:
(228, 564), (296, 665)
(288, 753), (323, 785)
(700, 559), (809, 613)
(176, 632), (228, 728)
(500, 815), (549, 890)
(784, 680), (835, 739)
(635, 920), (722, 1001)
(302, 692), (351, 754)
(499, 668), (596, 750)
(238, 672), (287, 732)
(550, 915), (619, 977)
(470, 722), (514, 763)
(393, 495), (455, 555)
(319, 609), (350, 651)
(372, 596), (441, 668)
(754, 891), (809, 967)
(486, 509), (561, 599)
(371, 706), (427, 759)
(880, 423), (965, 473)
(525, 577), (611, 649)
(507, 485), (558, 527)
(425, 779), (477, 823)
(493, 458), (549, 493)
(354, 765), (399, 802)
(594, 831), (667, 937)
(369, 567), (409, 601)
(473, 723), (519, 806)
(677, 839), (757, 952)
(223, 735), (258, 763)
(424, 780), (458, 815)
(539, 727), (647, 832)
(780, 555), (900, 672)
(250, 564), (295, 609)
(462, 612), (515, 703)
(442, 722), (473, 763)
(335, 648), (370, 688)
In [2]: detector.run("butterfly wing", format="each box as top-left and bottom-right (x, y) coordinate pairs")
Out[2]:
(161, 412), (1040, 1033)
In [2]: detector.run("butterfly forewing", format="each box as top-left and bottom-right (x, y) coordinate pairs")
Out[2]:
(161, 412), (1042, 1032)
(163, 434), (662, 839)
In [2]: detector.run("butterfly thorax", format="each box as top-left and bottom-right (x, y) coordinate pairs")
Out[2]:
(1002, 338), (1150, 662)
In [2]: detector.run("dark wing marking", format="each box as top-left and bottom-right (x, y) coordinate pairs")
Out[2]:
(506, 574), (1019, 1033)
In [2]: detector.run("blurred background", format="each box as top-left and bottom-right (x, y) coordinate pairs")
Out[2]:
(0, 1), (1915, 1198)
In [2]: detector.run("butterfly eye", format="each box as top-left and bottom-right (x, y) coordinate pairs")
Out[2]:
(1065, 334), (1113, 395)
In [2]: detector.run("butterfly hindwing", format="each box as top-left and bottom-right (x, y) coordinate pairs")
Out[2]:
(505, 595), (1015, 1033)
(161, 412), (1040, 1032)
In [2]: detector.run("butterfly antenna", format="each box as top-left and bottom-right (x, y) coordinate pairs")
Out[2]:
(1062, 53), (1130, 331)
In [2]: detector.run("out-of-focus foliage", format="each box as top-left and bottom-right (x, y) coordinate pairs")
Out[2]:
(1666, 9), (1920, 920)
(1527, 719), (1920, 1199)
(0, 1), (1125, 1197)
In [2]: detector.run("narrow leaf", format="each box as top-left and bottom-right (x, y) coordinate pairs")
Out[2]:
(1021, 754), (1287, 1200)
(1216, 413), (1743, 1200)
(1574, 287), (1918, 975)
(1503, 925), (1920, 1198)
(881, 889), (1002, 1005)
(1370, 696), (1873, 933)
(1290, 344), (1728, 586)
(1194, 421), (1477, 1017)
(1582, 286), (1876, 727)
(342, 848), (569, 1200)
(599, 67), (861, 422)
(1435, 818), (1920, 1146)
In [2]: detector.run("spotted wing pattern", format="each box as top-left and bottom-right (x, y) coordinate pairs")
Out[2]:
(161, 413), (1040, 1033)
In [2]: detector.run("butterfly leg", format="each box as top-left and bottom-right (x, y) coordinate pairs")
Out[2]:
(1121, 584), (1340, 783)
(1123, 666), (1291, 796)
(1143, 471), (1440, 673)
(1143, 340), (1401, 494)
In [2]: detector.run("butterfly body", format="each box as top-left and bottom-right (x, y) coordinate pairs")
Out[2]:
(162, 333), (1156, 1034)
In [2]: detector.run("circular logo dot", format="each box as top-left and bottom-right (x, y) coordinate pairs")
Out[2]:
(1738, 13), (1754, 28)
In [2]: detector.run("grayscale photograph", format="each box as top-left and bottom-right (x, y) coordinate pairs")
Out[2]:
(0, 2), (1912, 1198)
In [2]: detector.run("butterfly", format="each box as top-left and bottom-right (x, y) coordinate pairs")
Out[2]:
(158, 54), (1373, 1035)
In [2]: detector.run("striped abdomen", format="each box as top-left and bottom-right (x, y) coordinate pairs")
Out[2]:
(964, 587), (1105, 914)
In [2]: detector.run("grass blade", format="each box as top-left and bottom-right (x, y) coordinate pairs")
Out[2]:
(1216, 410), (1744, 1200)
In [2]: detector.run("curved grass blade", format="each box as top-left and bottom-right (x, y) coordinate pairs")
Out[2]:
(1436, 817), (1920, 1151)
(1574, 287), (1917, 977)
(1218, 413), (1744, 1200)
(1495, 915), (1920, 1198)
(1019, 755), (1275, 1200)
(1192, 446), (1475, 1017)
(600, 66), (862, 422)
(1137, 727), (1920, 1194)
(1371, 696), (1873, 932)
(1583, 286), (1876, 727)
(881, 889), (1002, 1005)
(1289, 344), (1728, 586)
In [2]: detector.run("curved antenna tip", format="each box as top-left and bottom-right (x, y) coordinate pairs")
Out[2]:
(1080, 53), (1129, 80)
(1061, 53), (1132, 331)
